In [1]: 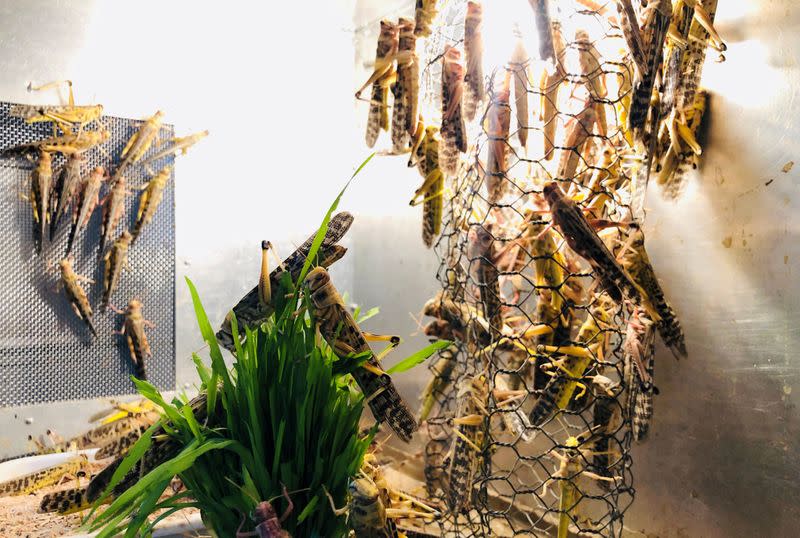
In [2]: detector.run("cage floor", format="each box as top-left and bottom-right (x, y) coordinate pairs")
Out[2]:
(0, 102), (176, 406)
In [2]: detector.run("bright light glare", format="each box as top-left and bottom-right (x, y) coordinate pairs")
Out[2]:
(483, 0), (540, 73)
(703, 39), (785, 109)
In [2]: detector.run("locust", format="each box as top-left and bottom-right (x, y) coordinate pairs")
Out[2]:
(305, 267), (418, 442)
(414, 0), (437, 38)
(541, 436), (619, 538)
(623, 308), (657, 442)
(58, 257), (97, 337)
(102, 231), (133, 309)
(542, 182), (657, 318)
(10, 80), (103, 134)
(528, 294), (613, 426)
(28, 150), (53, 255)
(409, 126), (443, 248)
(236, 485), (293, 538)
(446, 374), (488, 513)
(362, 21), (399, 148)
(2, 125), (109, 157)
(674, 0), (724, 115)
(629, 0), (671, 132)
(423, 290), (492, 347)
(617, 223), (686, 357)
(113, 110), (166, 181)
(510, 35), (530, 148)
(216, 211), (354, 351)
(556, 99), (598, 181)
(390, 18), (418, 152)
(39, 413), (154, 459)
(463, 1), (485, 122)
(658, 90), (707, 198)
(418, 345), (457, 422)
(466, 224), (503, 332)
(66, 165), (105, 255)
(575, 30), (607, 137)
(528, 0), (555, 64)
(484, 70), (511, 203)
(587, 375), (624, 483)
(49, 152), (84, 240)
(98, 174), (129, 257)
(112, 299), (154, 380)
(540, 21), (566, 160)
(0, 455), (88, 497)
(132, 166), (172, 242)
(141, 129), (209, 165)
(616, 0), (648, 77)
(661, 0), (695, 114)
(440, 46), (467, 176)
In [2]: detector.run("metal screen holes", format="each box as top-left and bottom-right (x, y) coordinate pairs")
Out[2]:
(0, 102), (176, 406)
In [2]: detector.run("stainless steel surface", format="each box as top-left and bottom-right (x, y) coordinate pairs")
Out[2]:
(0, 1), (796, 536)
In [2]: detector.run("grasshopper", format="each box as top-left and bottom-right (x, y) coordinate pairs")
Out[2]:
(362, 21), (399, 149)
(575, 30), (608, 137)
(141, 129), (209, 165)
(48, 153), (84, 241)
(418, 345), (457, 422)
(542, 436), (619, 538)
(510, 35), (530, 148)
(445, 374), (488, 513)
(658, 89), (708, 199)
(216, 211), (354, 351)
(10, 80), (103, 134)
(112, 298), (154, 380)
(58, 257), (97, 337)
(66, 165), (105, 255)
(618, 223), (686, 357)
(466, 224), (503, 332)
(540, 21), (566, 160)
(2, 125), (110, 157)
(423, 290), (492, 347)
(623, 309), (657, 442)
(305, 267), (418, 442)
(528, 0), (555, 64)
(629, 0), (672, 132)
(113, 110), (166, 181)
(28, 150), (53, 255)
(132, 166), (172, 242)
(616, 0), (648, 77)
(528, 294), (613, 426)
(236, 485), (293, 538)
(586, 375), (624, 483)
(102, 231), (133, 309)
(484, 70), (511, 203)
(463, 1), (485, 122)
(39, 415), (153, 460)
(0, 455), (88, 497)
(414, 0), (437, 38)
(542, 182), (656, 317)
(409, 126), (443, 248)
(98, 174), (129, 257)
(390, 18), (418, 152)
(556, 99), (598, 181)
(440, 46), (467, 176)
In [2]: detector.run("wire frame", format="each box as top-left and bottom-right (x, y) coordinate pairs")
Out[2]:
(419, 2), (642, 536)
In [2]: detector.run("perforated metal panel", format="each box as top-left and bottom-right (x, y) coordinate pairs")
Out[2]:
(0, 102), (176, 406)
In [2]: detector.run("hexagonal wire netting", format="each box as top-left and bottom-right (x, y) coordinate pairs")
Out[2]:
(0, 101), (176, 407)
(412, 1), (660, 536)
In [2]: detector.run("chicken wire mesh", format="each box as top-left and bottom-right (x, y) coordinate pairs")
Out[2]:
(0, 102), (176, 407)
(413, 2), (652, 536)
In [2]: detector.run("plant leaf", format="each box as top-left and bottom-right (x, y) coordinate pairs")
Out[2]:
(386, 340), (453, 374)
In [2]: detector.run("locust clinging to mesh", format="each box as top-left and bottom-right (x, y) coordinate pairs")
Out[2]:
(98, 174), (128, 258)
(102, 231), (133, 309)
(11, 80), (103, 134)
(58, 257), (97, 337)
(463, 1), (485, 122)
(113, 110), (166, 181)
(362, 21), (399, 148)
(440, 46), (467, 176)
(390, 17), (419, 152)
(141, 129), (209, 165)
(132, 166), (172, 242)
(446, 374), (488, 513)
(28, 150), (53, 255)
(49, 152), (84, 241)
(409, 125), (444, 248)
(66, 165), (105, 256)
(484, 70), (511, 203)
(305, 267), (418, 442)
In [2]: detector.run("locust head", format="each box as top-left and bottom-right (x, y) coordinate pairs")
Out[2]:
(305, 267), (339, 308)
(251, 500), (278, 524)
(542, 181), (563, 207)
(126, 299), (143, 314)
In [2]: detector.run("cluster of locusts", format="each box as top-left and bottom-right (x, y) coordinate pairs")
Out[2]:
(1, 81), (207, 380)
(359, 0), (724, 534)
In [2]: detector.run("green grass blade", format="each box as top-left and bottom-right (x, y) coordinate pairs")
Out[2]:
(386, 340), (454, 374)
